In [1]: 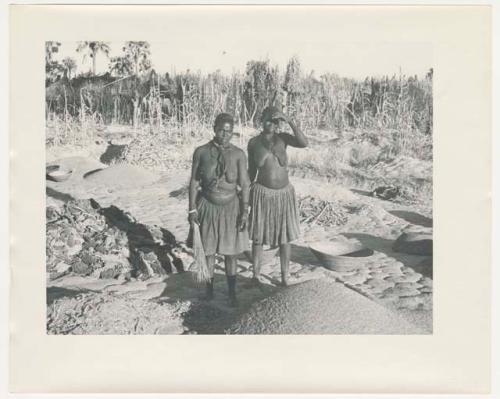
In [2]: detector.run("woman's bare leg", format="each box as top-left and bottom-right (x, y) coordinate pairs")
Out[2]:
(225, 255), (238, 306)
(252, 242), (263, 282)
(204, 255), (216, 299)
(279, 243), (291, 286)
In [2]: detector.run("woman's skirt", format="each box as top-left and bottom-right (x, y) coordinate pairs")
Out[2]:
(249, 183), (300, 247)
(188, 195), (249, 256)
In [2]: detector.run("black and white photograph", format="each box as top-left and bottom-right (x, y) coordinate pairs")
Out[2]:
(44, 24), (433, 334)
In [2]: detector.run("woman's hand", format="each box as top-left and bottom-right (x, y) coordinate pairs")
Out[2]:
(238, 209), (249, 231)
(273, 111), (290, 124)
(188, 211), (199, 226)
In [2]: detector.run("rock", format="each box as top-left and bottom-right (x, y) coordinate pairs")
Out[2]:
(342, 272), (369, 286)
(390, 272), (423, 284)
(399, 282), (423, 290)
(393, 232), (433, 256)
(369, 270), (390, 279)
(380, 262), (404, 275)
(365, 278), (395, 293)
(229, 279), (424, 334)
(396, 296), (424, 310)
(383, 285), (421, 297)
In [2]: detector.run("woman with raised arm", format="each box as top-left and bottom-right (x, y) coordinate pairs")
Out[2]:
(247, 106), (308, 286)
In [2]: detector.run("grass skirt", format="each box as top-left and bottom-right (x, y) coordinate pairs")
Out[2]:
(249, 183), (300, 246)
(188, 195), (249, 256)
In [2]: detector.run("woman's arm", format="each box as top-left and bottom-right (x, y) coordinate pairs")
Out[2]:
(247, 139), (258, 182)
(237, 150), (250, 231)
(188, 147), (201, 223)
(277, 113), (308, 148)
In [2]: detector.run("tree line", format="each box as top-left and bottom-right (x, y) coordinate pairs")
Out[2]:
(45, 42), (433, 134)
(46, 41), (151, 82)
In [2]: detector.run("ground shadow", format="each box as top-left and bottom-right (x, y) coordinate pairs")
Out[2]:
(158, 270), (277, 334)
(169, 185), (188, 199)
(46, 186), (75, 203)
(99, 143), (128, 165)
(290, 244), (323, 267)
(83, 168), (105, 179)
(351, 188), (373, 198)
(46, 286), (91, 305)
(389, 210), (433, 227)
(342, 232), (433, 278)
(90, 199), (184, 276)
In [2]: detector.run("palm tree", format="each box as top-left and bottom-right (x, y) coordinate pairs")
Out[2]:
(45, 41), (61, 64)
(109, 56), (132, 77)
(61, 57), (77, 79)
(122, 41), (152, 75)
(45, 42), (63, 84)
(76, 41), (111, 75)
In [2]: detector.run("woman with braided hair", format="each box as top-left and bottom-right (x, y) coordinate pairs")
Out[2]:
(187, 113), (250, 306)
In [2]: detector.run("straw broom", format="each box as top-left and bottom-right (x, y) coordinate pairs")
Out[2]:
(190, 223), (211, 284)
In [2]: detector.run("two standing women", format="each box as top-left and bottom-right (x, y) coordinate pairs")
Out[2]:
(188, 107), (308, 305)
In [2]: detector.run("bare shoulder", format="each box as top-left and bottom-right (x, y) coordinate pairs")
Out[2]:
(193, 143), (210, 157)
(247, 135), (259, 150)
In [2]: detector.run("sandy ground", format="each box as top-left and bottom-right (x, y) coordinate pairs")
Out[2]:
(46, 152), (433, 334)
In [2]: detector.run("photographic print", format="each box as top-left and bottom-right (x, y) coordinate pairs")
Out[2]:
(45, 30), (433, 334)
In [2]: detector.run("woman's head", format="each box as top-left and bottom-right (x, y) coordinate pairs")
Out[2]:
(261, 106), (283, 134)
(213, 113), (234, 146)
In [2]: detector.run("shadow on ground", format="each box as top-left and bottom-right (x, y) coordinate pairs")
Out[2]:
(389, 210), (433, 227)
(290, 244), (323, 267)
(83, 168), (105, 179)
(350, 188), (373, 197)
(91, 199), (185, 275)
(46, 286), (92, 305)
(158, 271), (278, 334)
(99, 143), (128, 165)
(46, 186), (76, 203)
(169, 185), (188, 199)
(343, 232), (433, 278)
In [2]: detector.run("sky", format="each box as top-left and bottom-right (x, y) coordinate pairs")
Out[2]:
(55, 40), (431, 80)
(52, 8), (432, 80)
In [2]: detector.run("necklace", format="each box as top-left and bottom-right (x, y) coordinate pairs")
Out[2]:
(207, 140), (228, 190)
